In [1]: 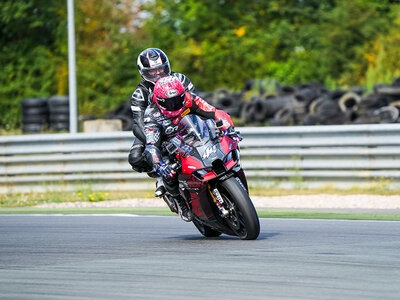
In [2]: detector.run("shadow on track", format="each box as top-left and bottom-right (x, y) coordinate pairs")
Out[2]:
(168, 232), (279, 241)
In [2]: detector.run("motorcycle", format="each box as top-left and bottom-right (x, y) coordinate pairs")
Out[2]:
(160, 114), (260, 240)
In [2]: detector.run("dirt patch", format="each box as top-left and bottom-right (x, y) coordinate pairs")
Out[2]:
(35, 194), (400, 212)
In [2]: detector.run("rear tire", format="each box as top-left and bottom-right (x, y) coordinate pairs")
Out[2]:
(193, 219), (222, 238)
(218, 177), (260, 240)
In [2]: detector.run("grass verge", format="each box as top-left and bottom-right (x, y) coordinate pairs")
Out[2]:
(256, 210), (400, 221)
(0, 208), (174, 215)
(0, 208), (399, 221)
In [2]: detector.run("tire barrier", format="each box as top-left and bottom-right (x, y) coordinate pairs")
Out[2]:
(103, 101), (133, 131)
(20, 96), (70, 133)
(98, 76), (400, 130)
(389, 100), (400, 110)
(372, 106), (400, 123)
(21, 96), (134, 133)
(21, 98), (49, 133)
(196, 77), (400, 126)
(240, 101), (258, 124)
(214, 96), (243, 118)
(338, 92), (361, 112)
(374, 84), (400, 97)
(48, 95), (69, 131)
(277, 85), (297, 96)
(269, 105), (296, 126)
(21, 77), (400, 133)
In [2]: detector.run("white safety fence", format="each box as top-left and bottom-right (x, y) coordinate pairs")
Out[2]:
(1, 123), (400, 193)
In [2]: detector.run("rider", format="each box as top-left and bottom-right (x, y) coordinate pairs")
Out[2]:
(128, 48), (196, 196)
(143, 75), (245, 221)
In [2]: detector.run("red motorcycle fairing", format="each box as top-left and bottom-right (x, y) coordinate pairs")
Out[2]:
(176, 136), (241, 223)
(179, 175), (215, 219)
(178, 135), (239, 181)
(188, 186), (215, 219)
(220, 135), (238, 155)
(180, 155), (203, 175)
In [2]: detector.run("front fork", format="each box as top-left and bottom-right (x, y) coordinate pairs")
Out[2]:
(208, 185), (230, 218)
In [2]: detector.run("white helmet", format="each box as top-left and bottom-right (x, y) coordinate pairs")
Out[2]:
(137, 48), (171, 84)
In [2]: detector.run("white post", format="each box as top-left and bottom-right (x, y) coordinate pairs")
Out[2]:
(67, 0), (78, 133)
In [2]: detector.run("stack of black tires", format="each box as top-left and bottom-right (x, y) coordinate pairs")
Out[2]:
(202, 77), (400, 126)
(21, 98), (49, 133)
(20, 96), (69, 133)
(48, 96), (69, 131)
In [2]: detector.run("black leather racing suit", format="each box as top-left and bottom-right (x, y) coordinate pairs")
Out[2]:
(128, 72), (196, 172)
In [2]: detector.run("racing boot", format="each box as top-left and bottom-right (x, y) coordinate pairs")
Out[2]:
(154, 177), (166, 197)
(174, 196), (193, 222)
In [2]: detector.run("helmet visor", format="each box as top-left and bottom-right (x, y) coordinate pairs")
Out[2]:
(157, 93), (185, 112)
(142, 63), (170, 83)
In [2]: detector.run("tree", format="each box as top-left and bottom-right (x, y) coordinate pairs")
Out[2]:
(0, 0), (66, 129)
(0, 0), (148, 129)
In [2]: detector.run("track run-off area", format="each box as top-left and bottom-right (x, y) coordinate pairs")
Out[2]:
(1, 214), (399, 299)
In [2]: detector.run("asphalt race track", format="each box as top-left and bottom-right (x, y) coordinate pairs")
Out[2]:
(0, 215), (399, 299)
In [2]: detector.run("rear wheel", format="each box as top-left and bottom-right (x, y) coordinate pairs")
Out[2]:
(218, 177), (260, 240)
(193, 219), (222, 238)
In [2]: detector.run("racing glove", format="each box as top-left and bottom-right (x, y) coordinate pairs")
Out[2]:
(156, 162), (176, 182)
(224, 127), (243, 142)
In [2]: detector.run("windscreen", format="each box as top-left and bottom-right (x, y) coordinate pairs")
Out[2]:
(176, 115), (211, 147)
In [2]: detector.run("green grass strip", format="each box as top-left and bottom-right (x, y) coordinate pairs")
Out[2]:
(257, 210), (400, 221)
(0, 208), (175, 215)
(0, 208), (399, 221)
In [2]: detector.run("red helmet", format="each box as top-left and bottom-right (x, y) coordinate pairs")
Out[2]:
(153, 76), (186, 118)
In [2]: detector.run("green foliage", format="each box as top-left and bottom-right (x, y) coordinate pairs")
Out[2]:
(354, 6), (400, 89)
(0, 0), (66, 129)
(141, 0), (400, 91)
(0, 0), (146, 130)
(318, 0), (392, 86)
(73, 0), (145, 115)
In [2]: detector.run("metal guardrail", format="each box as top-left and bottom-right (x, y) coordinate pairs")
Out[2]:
(1, 123), (400, 193)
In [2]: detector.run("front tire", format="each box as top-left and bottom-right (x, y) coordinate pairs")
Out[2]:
(218, 177), (260, 240)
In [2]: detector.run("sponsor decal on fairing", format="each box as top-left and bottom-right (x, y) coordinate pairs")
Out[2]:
(202, 145), (217, 159)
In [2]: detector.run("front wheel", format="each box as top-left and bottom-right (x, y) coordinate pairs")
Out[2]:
(218, 177), (260, 240)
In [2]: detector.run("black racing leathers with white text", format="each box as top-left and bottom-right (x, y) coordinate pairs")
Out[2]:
(128, 72), (195, 172)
